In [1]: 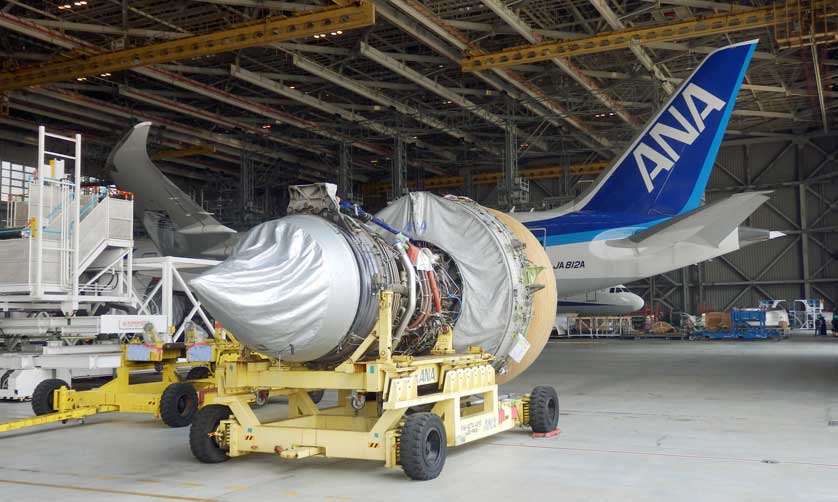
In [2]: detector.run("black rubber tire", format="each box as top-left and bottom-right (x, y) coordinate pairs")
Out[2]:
(529, 385), (559, 433)
(308, 389), (325, 404)
(190, 404), (232, 463)
(400, 412), (446, 480)
(31, 378), (68, 416)
(159, 383), (199, 428)
(185, 366), (211, 381)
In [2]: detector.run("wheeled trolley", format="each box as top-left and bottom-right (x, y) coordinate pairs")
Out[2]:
(0, 338), (215, 433)
(189, 292), (559, 480)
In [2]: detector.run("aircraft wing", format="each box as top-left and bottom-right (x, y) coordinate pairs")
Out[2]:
(611, 191), (774, 249)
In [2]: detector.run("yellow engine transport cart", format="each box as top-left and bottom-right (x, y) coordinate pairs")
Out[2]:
(0, 325), (222, 433)
(189, 291), (559, 480)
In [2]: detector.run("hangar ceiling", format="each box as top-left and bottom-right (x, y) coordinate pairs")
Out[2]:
(0, 0), (834, 189)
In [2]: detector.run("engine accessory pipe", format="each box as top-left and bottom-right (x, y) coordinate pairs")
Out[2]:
(394, 244), (416, 342)
(339, 198), (408, 241)
(428, 270), (442, 314)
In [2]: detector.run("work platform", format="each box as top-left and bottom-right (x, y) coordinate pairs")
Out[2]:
(0, 127), (134, 313)
(0, 126), (219, 400)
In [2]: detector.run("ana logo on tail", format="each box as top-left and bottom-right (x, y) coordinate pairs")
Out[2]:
(635, 83), (727, 193)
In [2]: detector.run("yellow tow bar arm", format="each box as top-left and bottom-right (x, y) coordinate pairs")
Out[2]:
(0, 405), (116, 433)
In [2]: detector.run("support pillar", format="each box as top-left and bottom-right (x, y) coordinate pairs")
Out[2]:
(500, 123), (520, 209)
(461, 164), (474, 200)
(798, 143), (812, 299)
(391, 135), (407, 200)
(337, 141), (352, 200)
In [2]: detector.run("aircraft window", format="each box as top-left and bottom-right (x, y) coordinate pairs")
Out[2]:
(609, 288), (615, 293)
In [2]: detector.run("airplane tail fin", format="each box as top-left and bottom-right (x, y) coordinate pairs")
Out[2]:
(574, 40), (758, 217)
(108, 122), (236, 235)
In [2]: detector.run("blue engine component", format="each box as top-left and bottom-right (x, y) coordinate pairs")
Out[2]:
(700, 309), (783, 340)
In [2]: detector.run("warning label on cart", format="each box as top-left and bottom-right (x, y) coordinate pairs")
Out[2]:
(100, 315), (167, 334)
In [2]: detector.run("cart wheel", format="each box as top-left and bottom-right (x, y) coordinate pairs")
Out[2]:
(400, 412), (446, 480)
(308, 389), (325, 404)
(252, 389), (269, 407)
(185, 366), (211, 381)
(31, 378), (68, 416)
(528, 385), (559, 433)
(190, 404), (232, 463)
(160, 383), (199, 428)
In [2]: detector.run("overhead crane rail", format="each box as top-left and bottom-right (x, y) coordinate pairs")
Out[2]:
(151, 145), (217, 160)
(461, 0), (836, 72)
(0, 1), (375, 92)
(362, 162), (608, 195)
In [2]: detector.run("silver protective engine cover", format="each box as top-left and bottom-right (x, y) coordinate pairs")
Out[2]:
(375, 193), (532, 364)
(190, 215), (361, 362)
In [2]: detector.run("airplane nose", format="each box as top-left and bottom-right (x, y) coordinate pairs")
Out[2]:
(630, 294), (645, 312)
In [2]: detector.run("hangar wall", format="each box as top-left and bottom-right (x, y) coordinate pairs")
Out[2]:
(623, 136), (836, 316)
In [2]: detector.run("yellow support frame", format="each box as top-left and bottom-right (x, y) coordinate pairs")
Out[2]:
(0, 344), (215, 433)
(204, 291), (532, 471)
(461, 1), (832, 71)
(0, 1), (375, 91)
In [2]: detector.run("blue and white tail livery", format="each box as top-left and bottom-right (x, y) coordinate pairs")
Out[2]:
(579, 39), (757, 217)
(513, 40), (784, 298)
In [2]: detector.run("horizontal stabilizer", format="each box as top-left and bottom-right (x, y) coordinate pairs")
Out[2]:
(612, 191), (772, 248)
(739, 226), (786, 247)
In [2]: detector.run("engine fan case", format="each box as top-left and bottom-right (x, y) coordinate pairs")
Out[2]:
(489, 210), (557, 384)
(376, 193), (556, 381)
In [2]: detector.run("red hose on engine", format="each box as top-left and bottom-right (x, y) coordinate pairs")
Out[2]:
(427, 270), (442, 314)
(405, 245), (438, 329)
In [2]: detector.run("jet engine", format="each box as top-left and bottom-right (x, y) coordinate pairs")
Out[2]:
(191, 184), (556, 382)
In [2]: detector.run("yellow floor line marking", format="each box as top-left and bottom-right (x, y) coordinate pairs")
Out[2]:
(223, 485), (249, 491)
(0, 479), (218, 502)
(137, 479), (161, 483)
(181, 482), (204, 487)
(285, 490), (300, 496)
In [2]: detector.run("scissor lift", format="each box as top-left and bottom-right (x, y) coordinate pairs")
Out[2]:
(189, 291), (559, 480)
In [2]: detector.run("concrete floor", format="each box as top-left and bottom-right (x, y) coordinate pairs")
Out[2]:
(1, 337), (837, 501)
